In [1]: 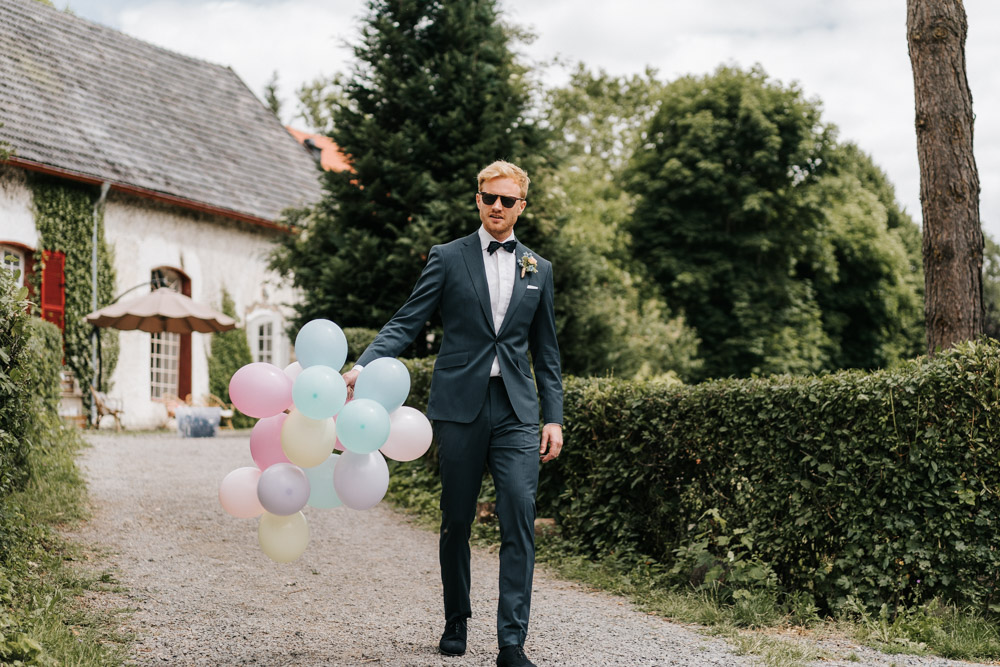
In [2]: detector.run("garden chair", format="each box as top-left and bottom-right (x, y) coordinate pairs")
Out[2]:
(202, 394), (235, 430)
(159, 393), (189, 419)
(90, 386), (124, 431)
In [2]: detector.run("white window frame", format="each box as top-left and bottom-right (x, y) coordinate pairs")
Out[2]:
(150, 268), (183, 399)
(247, 310), (287, 368)
(256, 320), (274, 364)
(150, 331), (180, 399)
(1, 245), (25, 287)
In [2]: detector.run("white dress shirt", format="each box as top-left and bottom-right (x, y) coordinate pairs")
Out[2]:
(478, 225), (516, 377)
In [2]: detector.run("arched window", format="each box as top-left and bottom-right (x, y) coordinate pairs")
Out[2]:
(255, 320), (274, 364)
(149, 267), (191, 399)
(247, 310), (287, 368)
(1, 244), (26, 286)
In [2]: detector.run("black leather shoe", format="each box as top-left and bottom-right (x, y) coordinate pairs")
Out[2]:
(439, 619), (467, 656)
(496, 644), (536, 667)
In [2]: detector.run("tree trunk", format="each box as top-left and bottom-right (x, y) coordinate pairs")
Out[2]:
(907, 0), (983, 354)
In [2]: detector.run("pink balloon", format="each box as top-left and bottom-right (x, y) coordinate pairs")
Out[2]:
(250, 413), (291, 469)
(219, 467), (265, 518)
(333, 451), (389, 510)
(380, 406), (433, 462)
(333, 408), (346, 451)
(229, 362), (293, 418)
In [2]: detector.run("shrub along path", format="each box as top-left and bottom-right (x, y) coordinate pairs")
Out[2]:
(69, 432), (971, 666)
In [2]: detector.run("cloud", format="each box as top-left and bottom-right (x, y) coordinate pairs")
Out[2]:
(503, 0), (999, 236)
(98, 0), (998, 237)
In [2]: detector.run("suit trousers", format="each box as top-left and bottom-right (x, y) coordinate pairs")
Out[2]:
(434, 376), (540, 648)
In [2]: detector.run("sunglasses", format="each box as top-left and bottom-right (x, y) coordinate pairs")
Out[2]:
(478, 191), (525, 208)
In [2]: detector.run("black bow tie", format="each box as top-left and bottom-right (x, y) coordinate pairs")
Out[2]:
(487, 239), (517, 255)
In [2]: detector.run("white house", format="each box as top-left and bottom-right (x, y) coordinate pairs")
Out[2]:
(0, 0), (337, 428)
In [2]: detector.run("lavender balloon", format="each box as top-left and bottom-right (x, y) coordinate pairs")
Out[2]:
(256, 462), (310, 516)
(333, 450), (389, 510)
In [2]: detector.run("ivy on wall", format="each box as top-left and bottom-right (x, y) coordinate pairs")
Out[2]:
(208, 289), (255, 429)
(27, 175), (119, 408)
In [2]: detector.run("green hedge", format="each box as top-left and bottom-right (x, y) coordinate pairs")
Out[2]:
(393, 340), (1000, 613)
(208, 290), (255, 428)
(1, 267), (64, 541)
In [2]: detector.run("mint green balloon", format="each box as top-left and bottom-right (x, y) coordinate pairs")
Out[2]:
(304, 454), (342, 509)
(337, 399), (390, 454)
(292, 365), (347, 420)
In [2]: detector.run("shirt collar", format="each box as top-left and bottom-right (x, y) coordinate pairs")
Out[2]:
(478, 225), (515, 251)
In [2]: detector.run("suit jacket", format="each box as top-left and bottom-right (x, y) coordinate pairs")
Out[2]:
(356, 230), (563, 426)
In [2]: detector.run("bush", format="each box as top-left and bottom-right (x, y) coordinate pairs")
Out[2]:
(1, 266), (65, 564)
(207, 289), (254, 428)
(1, 268), (62, 503)
(344, 327), (379, 365)
(392, 340), (1000, 614)
(549, 340), (1000, 613)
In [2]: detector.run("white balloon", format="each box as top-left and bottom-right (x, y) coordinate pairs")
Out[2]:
(380, 406), (433, 461)
(333, 450), (390, 510)
(284, 361), (303, 383)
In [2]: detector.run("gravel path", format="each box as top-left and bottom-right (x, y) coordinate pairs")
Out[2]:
(69, 432), (981, 667)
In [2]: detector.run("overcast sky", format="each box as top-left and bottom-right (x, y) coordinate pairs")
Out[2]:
(65, 0), (1000, 240)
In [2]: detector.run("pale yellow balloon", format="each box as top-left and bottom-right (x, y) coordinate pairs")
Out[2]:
(281, 408), (337, 468)
(258, 511), (309, 563)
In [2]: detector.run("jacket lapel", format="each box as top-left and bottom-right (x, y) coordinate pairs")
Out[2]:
(498, 241), (529, 337)
(461, 233), (495, 331)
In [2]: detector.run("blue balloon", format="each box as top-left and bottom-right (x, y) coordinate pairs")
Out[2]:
(292, 365), (347, 420)
(337, 398), (391, 454)
(304, 454), (342, 509)
(295, 319), (348, 370)
(354, 357), (411, 413)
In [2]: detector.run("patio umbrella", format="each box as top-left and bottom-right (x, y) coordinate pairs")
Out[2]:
(84, 288), (237, 334)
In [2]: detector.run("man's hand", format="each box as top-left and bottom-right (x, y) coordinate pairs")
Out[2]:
(539, 423), (563, 463)
(342, 368), (361, 399)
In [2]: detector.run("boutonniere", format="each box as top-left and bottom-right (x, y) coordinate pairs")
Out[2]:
(519, 252), (538, 278)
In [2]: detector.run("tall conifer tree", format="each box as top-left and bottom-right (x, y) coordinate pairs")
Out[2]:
(275, 0), (543, 357)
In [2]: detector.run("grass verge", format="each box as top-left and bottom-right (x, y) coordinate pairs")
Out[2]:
(385, 461), (1000, 666)
(0, 427), (131, 666)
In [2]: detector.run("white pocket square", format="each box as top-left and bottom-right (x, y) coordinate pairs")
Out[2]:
(526, 285), (539, 290)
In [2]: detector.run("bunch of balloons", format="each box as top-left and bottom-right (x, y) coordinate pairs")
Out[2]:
(218, 319), (433, 563)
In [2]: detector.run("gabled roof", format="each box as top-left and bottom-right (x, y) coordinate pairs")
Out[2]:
(0, 0), (323, 225)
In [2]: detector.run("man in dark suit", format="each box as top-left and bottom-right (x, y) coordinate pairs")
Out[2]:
(343, 160), (563, 667)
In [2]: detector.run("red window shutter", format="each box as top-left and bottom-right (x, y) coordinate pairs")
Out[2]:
(40, 250), (66, 332)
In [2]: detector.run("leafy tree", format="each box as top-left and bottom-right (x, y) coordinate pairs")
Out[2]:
(208, 289), (254, 428)
(295, 74), (347, 135)
(626, 66), (924, 379)
(541, 66), (700, 380)
(804, 144), (925, 369)
(263, 70), (282, 119)
(626, 66), (835, 379)
(984, 235), (1000, 340)
(272, 0), (545, 358)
